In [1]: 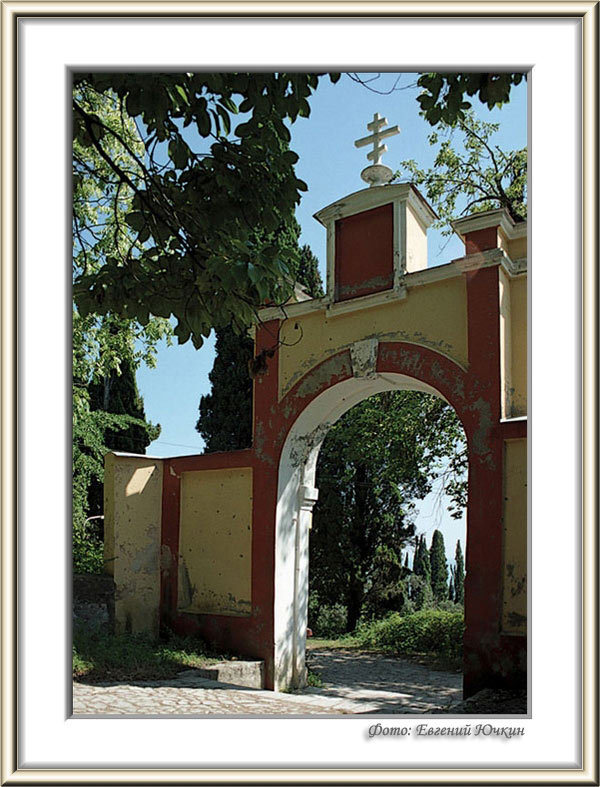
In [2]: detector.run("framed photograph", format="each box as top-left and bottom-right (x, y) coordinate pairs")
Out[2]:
(2, 5), (597, 784)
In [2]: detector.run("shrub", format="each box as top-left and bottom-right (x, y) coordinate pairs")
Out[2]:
(356, 608), (464, 661)
(73, 515), (104, 574)
(309, 603), (348, 639)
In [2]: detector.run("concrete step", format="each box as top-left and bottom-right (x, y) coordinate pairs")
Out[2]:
(178, 660), (264, 689)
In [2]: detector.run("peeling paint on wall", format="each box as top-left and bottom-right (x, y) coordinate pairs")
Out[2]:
(294, 353), (352, 400)
(350, 338), (378, 379)
(104, 454), (163, 637)
(278, 278), (469, 399)
(338, 275), (392, 299)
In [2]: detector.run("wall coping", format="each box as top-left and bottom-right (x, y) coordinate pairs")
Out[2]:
(257, 248), (526, 324)
(313, 182), (438, 229)
(451, 207), (527, 241)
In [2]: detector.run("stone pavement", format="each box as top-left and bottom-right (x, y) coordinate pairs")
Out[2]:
(304, 648), (462, 713)
(73, 648), (462, 717)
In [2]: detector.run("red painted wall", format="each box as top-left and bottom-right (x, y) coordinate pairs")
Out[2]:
(465, 226), (499, 254)
(335, 203), (394, 300)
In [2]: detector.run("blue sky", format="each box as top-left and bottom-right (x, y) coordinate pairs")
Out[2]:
(135, 72), (527, 560)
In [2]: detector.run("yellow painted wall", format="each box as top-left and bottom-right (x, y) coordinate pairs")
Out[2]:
(103, 453), (163, 636)
(178, 467), (253, 617)
(499, 228), (527, 261)
(502, 439), (527, 634)
(509, 276), (528, 416)
(278, 276), (468, 399)
(405, 206), (428, 273)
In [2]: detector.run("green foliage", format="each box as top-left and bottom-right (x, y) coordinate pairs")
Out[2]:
(296, 245), (325, 298)
(72, 518), (104, 574)
(413, 535), (431, 582)
(72, 628), (218, 681)
(356, 609), (465, 663)
(306, 670), (324, 688)
(72, 72), (340, 347)
(73, 83), (172, 573)
(308, 598), (348, 639)
(430, 530), (449, 602)
(310, 391), (466, 631)
(397, 112), (527, 231)
(196, 328), (254, 452)
(196, 239), (324, 453)
(417, 72), (525, 126)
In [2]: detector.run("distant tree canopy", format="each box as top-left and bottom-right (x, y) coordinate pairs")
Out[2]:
(310, 391), (466, 632)
(430, 530), (449, 602)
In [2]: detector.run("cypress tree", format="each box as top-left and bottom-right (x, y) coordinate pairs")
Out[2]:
(430, 529), (449, 602)
(86, 359), (159, 519)
(413, 535), (431, 584)
(196, 239), (324, 453)
(296, 245), (324, 298)
(195, 329), (254, 452)
(453, 539), (465, 605)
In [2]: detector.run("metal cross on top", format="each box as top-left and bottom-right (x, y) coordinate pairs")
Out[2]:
(354, 113), (400, 166)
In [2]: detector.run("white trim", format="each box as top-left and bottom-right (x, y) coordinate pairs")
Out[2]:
(256, 251), (526, 325)
(107, 451), (165, 461)
(453, 247), (528, 277)
(403, 260), (461, 287)
(314, 182), (437, 227)
(325, 285), (407, 317)
(451, 207), (528, 241)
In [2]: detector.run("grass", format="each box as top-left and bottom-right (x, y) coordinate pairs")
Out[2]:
(73, 627), (223, 682)
(306, 635), (360, 651)
(306, 669), (324, 687)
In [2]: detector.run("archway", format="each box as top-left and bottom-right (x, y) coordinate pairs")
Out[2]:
(275, 370), (456, 691)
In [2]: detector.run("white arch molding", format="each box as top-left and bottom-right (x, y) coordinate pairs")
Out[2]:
(274, 371), (451, 691)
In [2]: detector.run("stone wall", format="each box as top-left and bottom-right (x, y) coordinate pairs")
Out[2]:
(73, 573), (115, 631)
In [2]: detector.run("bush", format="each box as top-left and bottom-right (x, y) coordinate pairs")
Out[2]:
(73, 515), (104, 574)
(309, 602), (348, 639)
(356, 609), (464, 662)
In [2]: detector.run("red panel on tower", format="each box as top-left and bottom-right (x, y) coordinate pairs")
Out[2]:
(334, 202), (394, 301)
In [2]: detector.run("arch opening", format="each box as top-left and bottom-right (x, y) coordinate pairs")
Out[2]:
(274, 372), (467, 692)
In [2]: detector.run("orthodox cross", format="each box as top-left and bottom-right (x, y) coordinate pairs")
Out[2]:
(354, 113), (400, 166)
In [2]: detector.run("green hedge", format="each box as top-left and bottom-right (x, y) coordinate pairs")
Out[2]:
(356, 609), (464, 661)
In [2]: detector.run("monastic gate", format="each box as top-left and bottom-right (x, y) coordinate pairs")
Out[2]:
(104, 120), (527, 698)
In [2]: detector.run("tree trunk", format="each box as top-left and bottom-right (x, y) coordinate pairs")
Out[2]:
(346, 581), (363, 633)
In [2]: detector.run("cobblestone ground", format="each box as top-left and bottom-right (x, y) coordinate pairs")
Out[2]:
(73, 649), (461, 716)
(305, 649), (462, 714)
